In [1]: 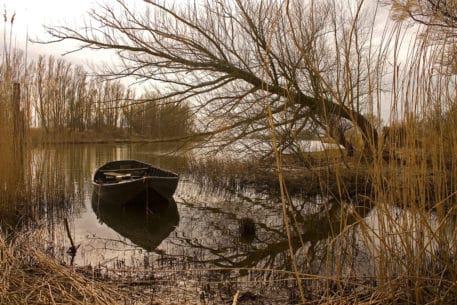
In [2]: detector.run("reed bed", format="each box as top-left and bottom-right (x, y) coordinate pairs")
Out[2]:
(251, 5), (457, 303)
(188, 154), (372, 199)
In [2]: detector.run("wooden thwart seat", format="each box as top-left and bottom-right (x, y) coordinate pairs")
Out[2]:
(104, 172), (132, 179)
(100, 167), (149, 173)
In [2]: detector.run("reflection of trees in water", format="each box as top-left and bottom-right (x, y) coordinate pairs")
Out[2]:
(164, 194), (374, 278)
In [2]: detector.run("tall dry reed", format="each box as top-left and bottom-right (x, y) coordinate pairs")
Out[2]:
(262, 2), (457, 304)
(322, 13), (456, 305)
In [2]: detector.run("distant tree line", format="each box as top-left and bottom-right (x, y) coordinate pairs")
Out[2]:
(124, 97), (194, 139)
(1, 51), (194, 139)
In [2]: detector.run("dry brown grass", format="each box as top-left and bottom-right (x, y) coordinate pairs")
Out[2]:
(0, 235), (123, 305)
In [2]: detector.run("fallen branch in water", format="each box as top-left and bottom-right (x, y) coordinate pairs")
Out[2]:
(64, 218), (79, 257)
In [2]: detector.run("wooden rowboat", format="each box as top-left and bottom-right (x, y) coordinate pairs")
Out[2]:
(92, 160), (179, 208)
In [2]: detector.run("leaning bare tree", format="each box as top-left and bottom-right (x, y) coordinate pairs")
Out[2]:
(44, 0), (385, 156)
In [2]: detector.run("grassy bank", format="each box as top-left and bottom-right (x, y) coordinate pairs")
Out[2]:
(28, 128), (176, 145)
(2, 234), (447, 305)
(0, 233), (432, 305)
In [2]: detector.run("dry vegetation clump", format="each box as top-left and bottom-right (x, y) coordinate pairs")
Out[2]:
(0, 235), (127, 305)
(0, 233), (186, 305)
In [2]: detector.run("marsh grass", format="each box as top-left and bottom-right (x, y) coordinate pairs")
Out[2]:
(188, 153), (372, 200)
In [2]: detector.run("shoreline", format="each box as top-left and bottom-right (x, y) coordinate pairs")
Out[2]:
(26, 128), (195, 146)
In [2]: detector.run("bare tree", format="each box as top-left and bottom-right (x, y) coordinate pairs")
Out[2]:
(44, 0), (383, 155)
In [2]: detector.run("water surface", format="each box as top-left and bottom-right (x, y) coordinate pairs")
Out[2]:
(7, 143), (456, 302)
(25, 144), (355, 271)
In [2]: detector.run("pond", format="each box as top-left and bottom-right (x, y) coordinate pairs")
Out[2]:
(3, 143), (457, 303)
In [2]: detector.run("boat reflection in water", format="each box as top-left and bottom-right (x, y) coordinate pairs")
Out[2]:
(91, 193), (179, 252)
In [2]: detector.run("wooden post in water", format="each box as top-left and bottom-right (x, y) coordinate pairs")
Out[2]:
(12, 82), (25, 171)
(13, 83), (22, 138)
(12, 83), (22, 147)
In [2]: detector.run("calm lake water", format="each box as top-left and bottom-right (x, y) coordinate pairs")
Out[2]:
(6, 143), (456, 302)
(33, 143), (336, 268)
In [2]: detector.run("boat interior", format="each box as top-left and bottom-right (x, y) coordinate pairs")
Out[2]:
(95, 167), (149, 183)
(93, 161), (178, 184)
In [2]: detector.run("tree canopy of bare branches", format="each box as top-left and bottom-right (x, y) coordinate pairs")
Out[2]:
(45, 0), (384, 155)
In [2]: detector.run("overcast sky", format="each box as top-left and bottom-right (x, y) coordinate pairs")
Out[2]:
(1, 0), (405, 121)
(3, 1), (396, 66)
(2, 0), (98, 65)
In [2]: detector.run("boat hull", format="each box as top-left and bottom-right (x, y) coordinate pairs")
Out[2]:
(92, 160), (178, 209)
